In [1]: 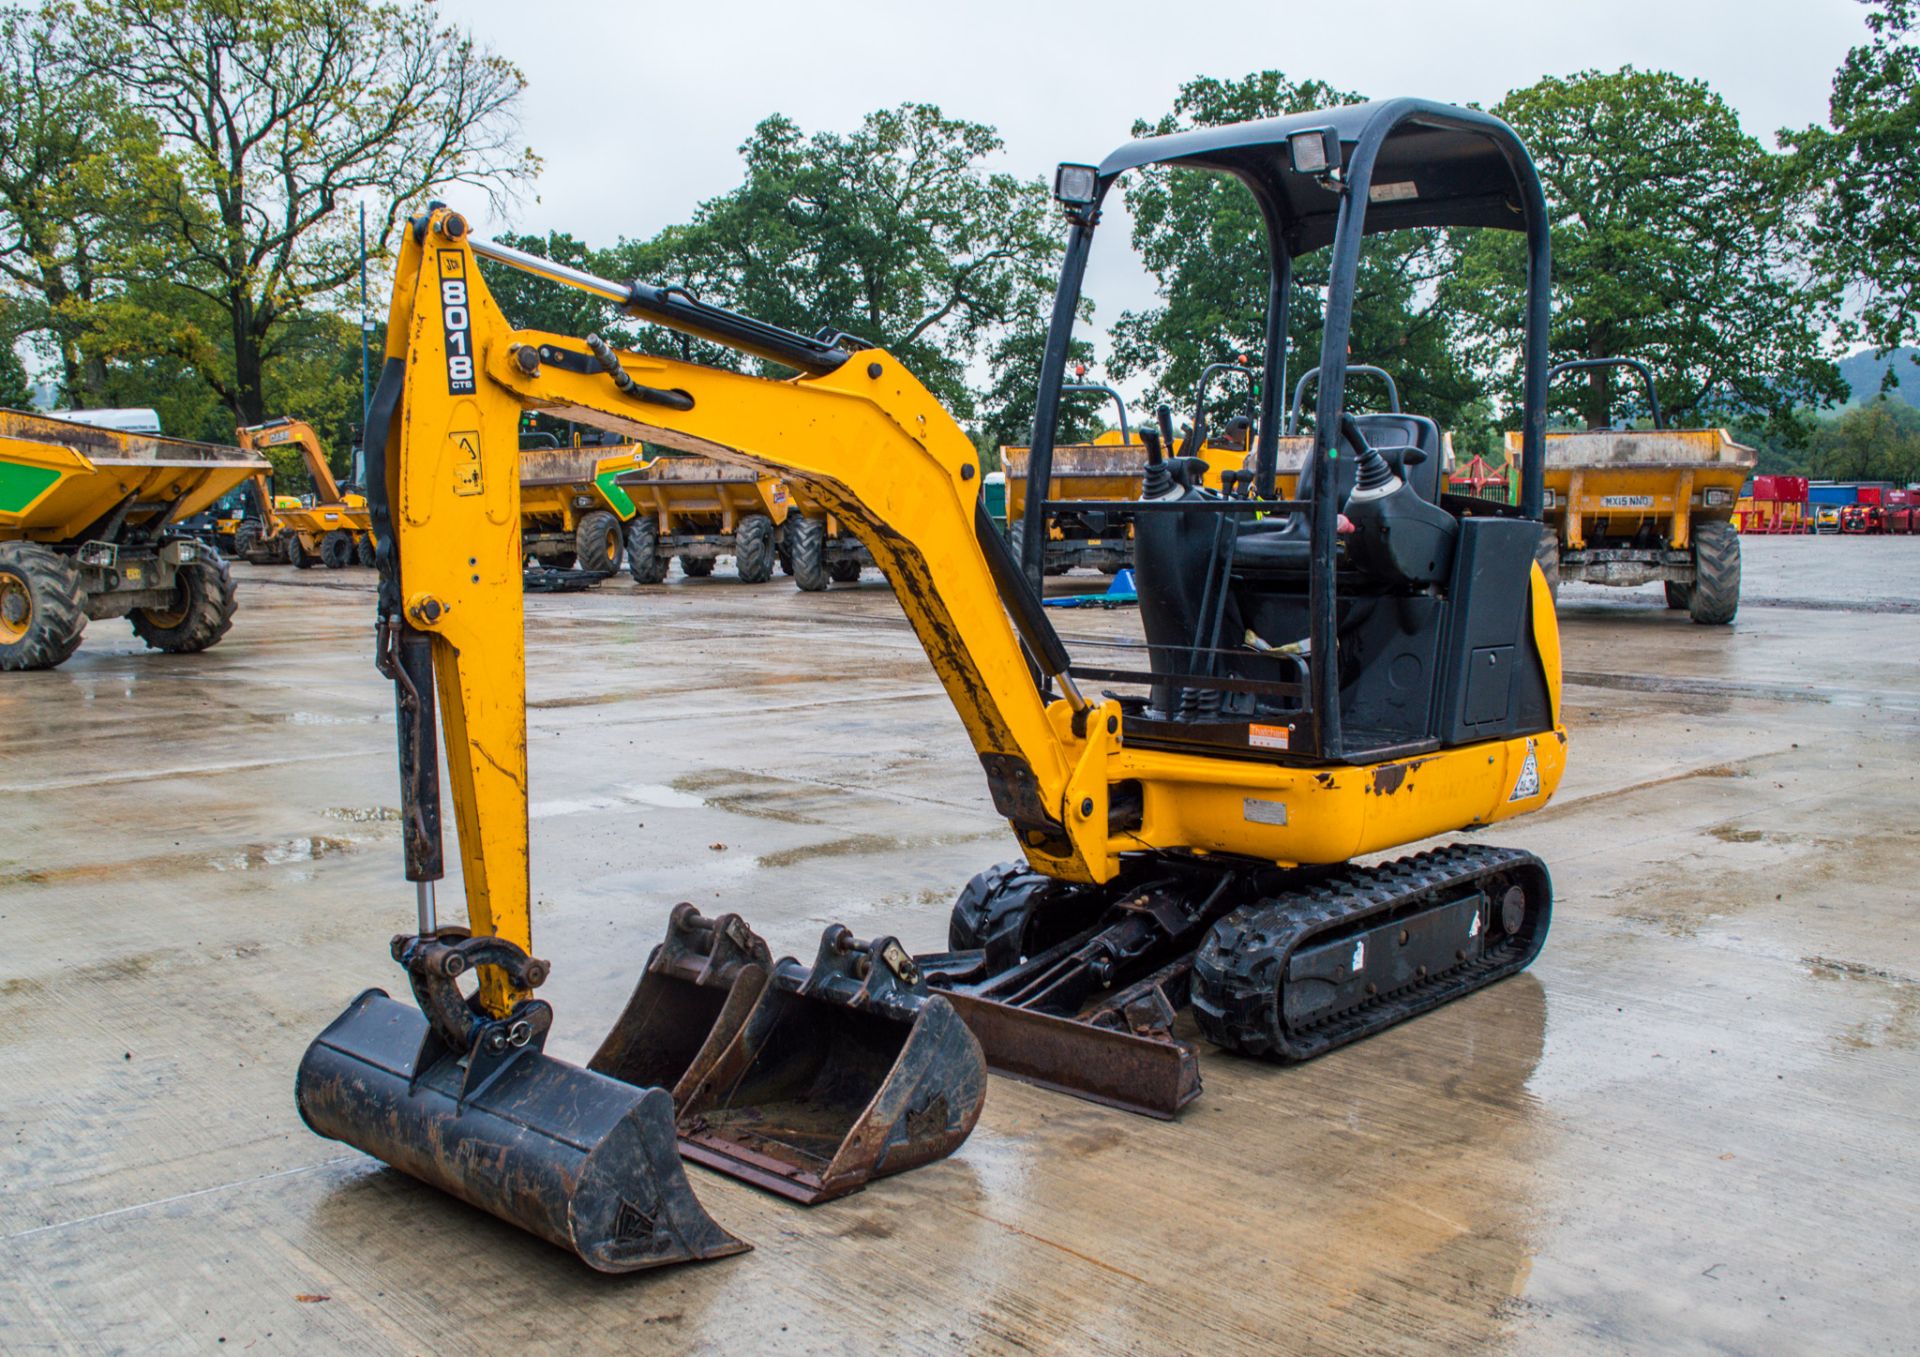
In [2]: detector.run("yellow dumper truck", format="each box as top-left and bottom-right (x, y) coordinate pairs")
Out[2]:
(517, 440), (649, 574)
(1508, 359), (1754, 625)
(0, 408), (262, 670)
(613, 453), (788, 583)
(1003, 378), (1253, 576)
(232, 417), (375, 568)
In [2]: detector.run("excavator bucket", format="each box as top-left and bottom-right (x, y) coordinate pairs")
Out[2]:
(295, 933), (748, 1273)
(588, 904), (773, 1103)
(675, 927), (988, 1205)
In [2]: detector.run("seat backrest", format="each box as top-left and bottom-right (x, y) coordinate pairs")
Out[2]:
(1295, 413), (1445, 506)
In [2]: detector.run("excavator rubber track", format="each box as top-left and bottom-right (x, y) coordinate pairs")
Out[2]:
(1190, 843), (1551, 1062)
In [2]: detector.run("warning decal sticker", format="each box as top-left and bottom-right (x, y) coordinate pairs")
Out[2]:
(1508, 739), (1541, 802)
(1248, 723), (1291, 750)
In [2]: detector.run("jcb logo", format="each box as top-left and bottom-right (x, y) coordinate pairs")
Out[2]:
(437, 250), (475, 395)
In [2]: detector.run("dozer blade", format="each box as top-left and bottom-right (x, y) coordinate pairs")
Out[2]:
(676, 927), (988, 1205)
(295, 934), (747, 1274)
(588, 904), (772, 1105)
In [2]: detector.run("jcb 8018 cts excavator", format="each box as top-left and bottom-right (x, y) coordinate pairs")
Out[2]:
(298, 98), (1565, 1272)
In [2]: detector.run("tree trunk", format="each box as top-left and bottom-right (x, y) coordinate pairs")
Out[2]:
(231, 292), (265, 425)
(1583, 355), (1612, 431)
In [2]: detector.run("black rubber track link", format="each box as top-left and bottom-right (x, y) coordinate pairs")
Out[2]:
(1190, 843), (1551, 1063)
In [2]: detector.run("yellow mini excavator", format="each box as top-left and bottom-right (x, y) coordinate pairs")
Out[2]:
(298, 98), (1566, 1272)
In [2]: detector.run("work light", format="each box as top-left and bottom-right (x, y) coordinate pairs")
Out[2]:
(1287, 127), (1341, 176)
(1053, 163), (1099, 207)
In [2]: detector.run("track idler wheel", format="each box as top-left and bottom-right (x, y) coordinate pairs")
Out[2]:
(295, 931), (747, 1273)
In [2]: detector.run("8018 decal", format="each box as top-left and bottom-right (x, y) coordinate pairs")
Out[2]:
(438, 250), (476, 395)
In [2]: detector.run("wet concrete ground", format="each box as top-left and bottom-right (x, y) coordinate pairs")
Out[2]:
(2, 536), (1915, 1355)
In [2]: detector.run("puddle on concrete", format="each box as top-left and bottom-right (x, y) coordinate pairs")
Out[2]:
(209, 836), (352, 872)
(1707, 824), (1766, 844)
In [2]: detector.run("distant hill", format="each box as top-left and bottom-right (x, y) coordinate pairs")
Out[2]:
(1839, 348), (1920, 406)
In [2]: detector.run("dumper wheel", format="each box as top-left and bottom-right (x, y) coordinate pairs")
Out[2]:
(735, 513), (775, 583)
(356, 534), (377, 568)
(786, 515), (828, 592)
(287, 535), (315, 569)
(320, 530), (355, 569)
(625, 518), (667, 584)
(1663, 581), (1693, 610)
(829, 559), (862, 583)
(575, 510), (623, 574)
(131, 554), (238, 655)
(1532, 525), (1559, 600)
(1688, 520), (1740, 626)
(233, 520), (262, 562)
(0, 542), (86, 671)
(679, 555), (714, 578)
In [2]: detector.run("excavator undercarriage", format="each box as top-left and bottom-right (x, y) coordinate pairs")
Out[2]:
(298, 97), (1568, 1273)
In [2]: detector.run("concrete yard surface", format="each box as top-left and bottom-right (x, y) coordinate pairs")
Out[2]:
(1, 536), (1915, 1355)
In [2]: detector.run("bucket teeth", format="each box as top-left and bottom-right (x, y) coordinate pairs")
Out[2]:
(675, 925), (988, 1205)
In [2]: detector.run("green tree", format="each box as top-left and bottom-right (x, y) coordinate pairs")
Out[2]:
(1109, 72), (1480, 443)
(58, 0), (536, 425)
(1789, 1), (1920, 368)
(1806, 397), (1920, 482)
(0, 8), (156, 404)
(1450, 68), (1844, 439)
(0, 336), (31, 407)
(616, 104), (1064, 427)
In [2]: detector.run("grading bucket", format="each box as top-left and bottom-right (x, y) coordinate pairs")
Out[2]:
(676, 927), (988, 1205)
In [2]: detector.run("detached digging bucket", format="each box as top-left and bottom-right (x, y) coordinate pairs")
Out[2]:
(676, 927), (988, 1205)
(296, 932), (748, 1274)
(589, 904), (773, 1103)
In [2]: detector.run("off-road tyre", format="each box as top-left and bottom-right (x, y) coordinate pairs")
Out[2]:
(574, 510), (623, 574)
(1532, 525), (1560, 600)
(829, 558), (862, 583)
(679, 555), (715, 578)
(320, 530), (355, 569)
(0, 542), (87, 671)
(786, 514), (828, 592)
(734, 513), (775, 583)
(287, 534), (315, 569)
(1008, 519), (1066, 580)
(233, 520), (262, 562)
(625, 518), (667, 584)
(130, 554), (238, 655)
(1688, 520), (1739, 626)
(356, 534), (377, 568)
(1663, 580), (1693, 610)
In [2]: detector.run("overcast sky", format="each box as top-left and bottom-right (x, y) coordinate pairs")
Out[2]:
(431, 0), (1873, 368)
